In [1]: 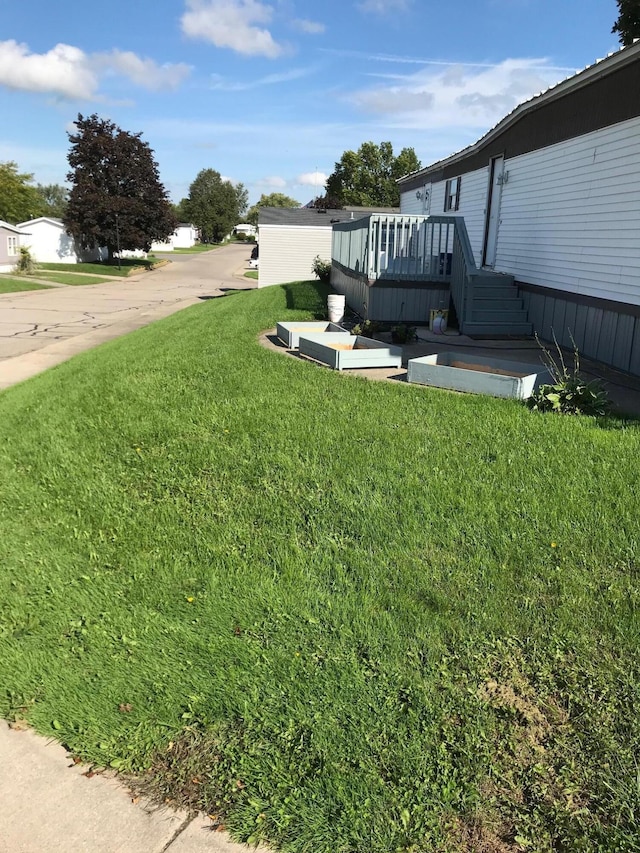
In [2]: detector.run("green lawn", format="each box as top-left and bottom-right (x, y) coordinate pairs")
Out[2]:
(244, 270), (258, 279)
(0, 276), (52, 293)
(158, 243), (222, 254)
(39, 259), (155, 276)
(29, 272), (113, 286)
(0, 281), (639, 852)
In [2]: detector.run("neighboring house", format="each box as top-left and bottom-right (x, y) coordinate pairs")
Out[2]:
(0, 220), (24, 272)
(151, 223), (198, 251)
(234, 223), (256, 238)
(16, 217), (106, 264)
(391, 41), (640, 375)
(257, 207), (394, 289)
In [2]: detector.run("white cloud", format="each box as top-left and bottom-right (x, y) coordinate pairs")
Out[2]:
(181, 0), (284, 58)
(0, 40), (97, 99)
(349, 58), (575, 129)
(291, 18), (326, 34)
(210, 65), (315, 91)
(98, 50), (190, 91)
(261, 176), (287, 187)
(357, 0), (411, 14)
(0, 40), (191, 100)
(296, 171), (328, 187)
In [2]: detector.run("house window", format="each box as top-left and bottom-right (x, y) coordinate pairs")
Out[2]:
(444, 177), (461, 211)
(7, 236), (18, 256)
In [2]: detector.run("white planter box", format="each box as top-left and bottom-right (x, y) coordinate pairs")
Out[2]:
(298, 333), (403, 371)
(276, 321), (345, 349)
(407, 352), (552, 399)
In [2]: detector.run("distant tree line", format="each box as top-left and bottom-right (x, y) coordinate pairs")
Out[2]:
(0, 162), (69, 224)
(173, 170), (248, 244)
(311, 141), (421, 209)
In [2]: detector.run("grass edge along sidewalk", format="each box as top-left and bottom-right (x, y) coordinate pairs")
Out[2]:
(0, 276), (53, 293)
(0, 280), (639, 853)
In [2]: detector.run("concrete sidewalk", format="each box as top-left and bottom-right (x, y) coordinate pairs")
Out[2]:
(0, 724), (268, 853)
(0, 244), (255, 391)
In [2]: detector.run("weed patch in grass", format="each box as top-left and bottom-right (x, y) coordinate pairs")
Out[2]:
(0, 279), (639, 852)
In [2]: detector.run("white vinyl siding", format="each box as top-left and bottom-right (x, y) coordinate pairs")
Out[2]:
(258, 225), (334, 288)
(425, 167), (488, 265)
(495, 116), (640, 305)
(455, 168), (488, 265)
(400, 184), (431, 215)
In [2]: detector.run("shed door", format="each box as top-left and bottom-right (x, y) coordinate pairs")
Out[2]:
(482, 155), (504, 267)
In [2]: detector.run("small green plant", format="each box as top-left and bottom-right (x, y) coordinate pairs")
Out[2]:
(391, 323), (417, 344)
(351, 319), (383, 338)
(528, 332), (610, 416)
(14, 246), (37, 275)
(311, 255), (331, 284)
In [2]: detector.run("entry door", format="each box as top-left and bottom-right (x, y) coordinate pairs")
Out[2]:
(482, 155), (504, 267)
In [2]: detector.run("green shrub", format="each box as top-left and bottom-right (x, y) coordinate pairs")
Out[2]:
(351, 319), (383, 338)
(14, 246), (37, 275)
(391, 324), (417, 344)
(311, 255), (331, 284)
(528, 333), (610, 416)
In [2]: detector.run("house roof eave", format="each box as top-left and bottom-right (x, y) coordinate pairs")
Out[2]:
(397, 40), (640, 187)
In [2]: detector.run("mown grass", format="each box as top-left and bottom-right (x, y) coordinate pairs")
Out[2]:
(0, 276), (52, 293)
(1, 280), (639, 852)
(168, 243), (222, 254)
(38, 259), (154, 276)
(27, 272), (113, 286)
(244, 270), (259, 279)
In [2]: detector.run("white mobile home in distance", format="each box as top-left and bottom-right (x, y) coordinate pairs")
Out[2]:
(396, 41), (640, 376)
(16, 218), (106, 264)
(151, 223), (198, 252)
(259, 207), (397, 289)
(0, 220), (24, 272)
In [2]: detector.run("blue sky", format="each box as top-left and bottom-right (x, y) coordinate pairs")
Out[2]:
(0, 0), (621, 207)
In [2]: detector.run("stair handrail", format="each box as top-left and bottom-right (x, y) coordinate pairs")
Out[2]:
(449, 216), (478, 331)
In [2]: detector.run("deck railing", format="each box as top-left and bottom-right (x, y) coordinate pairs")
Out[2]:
(332, 213), (483, 328)
(332, 214), (462, 282)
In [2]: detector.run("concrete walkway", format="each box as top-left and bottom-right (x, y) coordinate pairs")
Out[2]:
(0, 244), (255, 391)
(0, 725), (268, 853)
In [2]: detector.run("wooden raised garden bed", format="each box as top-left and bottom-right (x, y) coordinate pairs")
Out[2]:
(407, 352), (552, 399)
(298, 333), (403, 371)
(276, 321), (345, 349)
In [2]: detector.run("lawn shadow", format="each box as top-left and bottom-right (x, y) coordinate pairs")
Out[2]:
(282, 280), (331, 319)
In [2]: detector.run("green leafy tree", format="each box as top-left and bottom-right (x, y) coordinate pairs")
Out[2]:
(612, 0), (640, 45)
(171, 198), (192, 222)
(235, 183), (249, 220)
(308, 193), (343, 210)
(65, 114), (177, 262)
(0, 162), (43, 223)
(35, 184), (69, 219)
(246, 192), (300, 226)
(185, 170), (247, 243)
(325, 142), (421, 207)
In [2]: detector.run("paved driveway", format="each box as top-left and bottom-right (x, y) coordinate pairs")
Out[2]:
(0, 244), (255, 390)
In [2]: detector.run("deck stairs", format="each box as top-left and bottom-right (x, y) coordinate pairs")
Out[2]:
(450, 219), (532, 336)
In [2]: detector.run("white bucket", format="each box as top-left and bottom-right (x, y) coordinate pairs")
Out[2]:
(327, 294), (346, 323)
